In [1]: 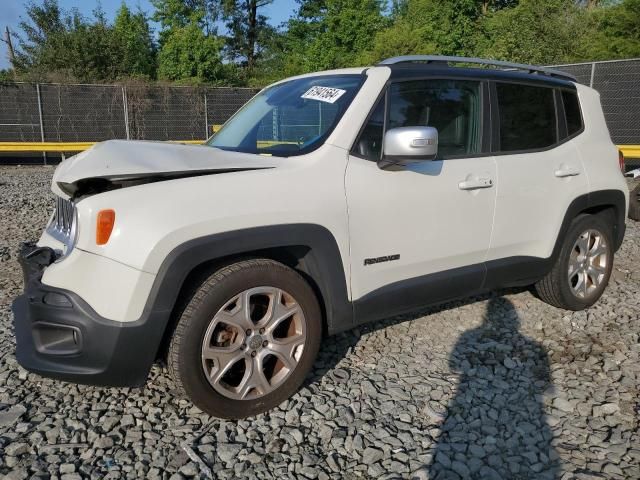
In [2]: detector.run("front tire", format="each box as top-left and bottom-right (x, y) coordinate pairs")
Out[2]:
(535, 214), (614, 310)
(168, 259), (322, 419)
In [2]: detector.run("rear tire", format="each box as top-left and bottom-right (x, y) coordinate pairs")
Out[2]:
(535, 214), (613, 310)
(168, 259), (322, 419)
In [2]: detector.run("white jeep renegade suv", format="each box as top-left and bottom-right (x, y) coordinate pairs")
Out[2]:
(13, 56), (628, 418)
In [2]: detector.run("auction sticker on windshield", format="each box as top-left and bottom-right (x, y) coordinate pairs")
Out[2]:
(301, 86), (346, 104)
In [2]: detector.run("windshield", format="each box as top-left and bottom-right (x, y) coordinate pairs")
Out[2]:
(207, 74), (364, 157)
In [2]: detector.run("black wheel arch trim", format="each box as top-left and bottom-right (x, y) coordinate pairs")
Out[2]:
(145, 224), (353, 338)
(536, 188), (626, 265)
(568, 189), (626, 251)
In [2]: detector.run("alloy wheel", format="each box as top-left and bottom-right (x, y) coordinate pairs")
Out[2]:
(568, 229), (608, 299)
(201, 286), (307, 400)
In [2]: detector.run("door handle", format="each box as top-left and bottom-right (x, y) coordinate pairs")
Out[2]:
(458, 178), (493, 190)
(554, 167), (581, 178)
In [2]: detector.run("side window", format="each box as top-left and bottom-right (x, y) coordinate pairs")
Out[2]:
(562, 90), (583, 137)
(388, 79), (482, 158)
(496, 83), (557, 152)
(354, 96), (385, 160)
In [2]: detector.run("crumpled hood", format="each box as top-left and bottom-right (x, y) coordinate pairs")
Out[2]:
(53, 140), (278, 198)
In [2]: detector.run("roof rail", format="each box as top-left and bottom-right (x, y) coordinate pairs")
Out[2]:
(378, 55), (577, 82)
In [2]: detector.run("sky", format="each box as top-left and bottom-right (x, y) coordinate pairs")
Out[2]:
(0, 0), (298, 69)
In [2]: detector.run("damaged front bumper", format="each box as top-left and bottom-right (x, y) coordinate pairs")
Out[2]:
(11, 242), (161, 387)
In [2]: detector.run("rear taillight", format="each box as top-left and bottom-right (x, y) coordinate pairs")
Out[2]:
(619, 150), (625, 173)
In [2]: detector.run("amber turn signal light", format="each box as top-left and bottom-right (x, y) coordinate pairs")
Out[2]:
(96, 209), (116, 245)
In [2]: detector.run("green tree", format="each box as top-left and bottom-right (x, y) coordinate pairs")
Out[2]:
(15, 0), (157, 82)
(152, 0), (219, 37)
(478, 0), (588, 64)
(0, 69), (14, 81)
(15, 1), (121, 81)
(390, 0), (409, 18)
(11, 0), (640, 86)
(153, 0), (228, 83)
(581, 0), (640, 59)
(362, 0), (482, 64)
(281, 0), (386, 73)
(113, 3), (157, 79)
(416, 0), (481, 56)
(71, 5), (122, 81)
(479, 0), (519, 14)
(157, 22), (228, 82)
(222, 0), (275, 71)
(14, 0), (67, 76)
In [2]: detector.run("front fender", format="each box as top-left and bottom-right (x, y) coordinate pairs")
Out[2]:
(144, 224), (353, 335)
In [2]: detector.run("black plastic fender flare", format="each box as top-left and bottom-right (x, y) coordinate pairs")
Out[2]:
(144, 224), (353, 336)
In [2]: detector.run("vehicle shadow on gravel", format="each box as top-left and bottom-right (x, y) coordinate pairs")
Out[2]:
(307, 289), (528, 388)
(424, 297), (559, 480)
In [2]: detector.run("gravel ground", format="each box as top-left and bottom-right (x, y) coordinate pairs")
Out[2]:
(1, 165), (639, 480)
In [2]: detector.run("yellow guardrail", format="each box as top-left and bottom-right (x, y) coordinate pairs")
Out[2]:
(0, 142), (96, 152)
(620, 145), (640, 159)
(1, 141), (639, 158)
(0, 140), (203, 153)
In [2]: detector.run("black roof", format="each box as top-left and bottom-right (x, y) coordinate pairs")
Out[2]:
(385, 64), (577, 89)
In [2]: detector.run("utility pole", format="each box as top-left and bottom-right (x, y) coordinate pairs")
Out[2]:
(2, 26), (16, 68)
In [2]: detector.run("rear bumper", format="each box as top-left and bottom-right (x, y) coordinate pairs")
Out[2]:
(11, 243), (164, 387)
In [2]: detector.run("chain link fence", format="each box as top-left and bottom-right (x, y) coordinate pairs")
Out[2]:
(0, 83), (258, 146)
(39, 84), (129, 142)
(0, 58), (638, 163)
(551, 58), (640, 145)
(0, 83), (41, 142)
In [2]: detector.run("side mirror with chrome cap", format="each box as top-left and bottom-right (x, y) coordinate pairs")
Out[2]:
(378, 126), (438, 170)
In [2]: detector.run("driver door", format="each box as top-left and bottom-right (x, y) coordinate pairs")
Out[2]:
(345, 78), (497, 322)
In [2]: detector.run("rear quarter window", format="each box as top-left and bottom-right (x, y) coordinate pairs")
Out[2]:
(496, 83), (557, 152)
(562, 90), (583, 137)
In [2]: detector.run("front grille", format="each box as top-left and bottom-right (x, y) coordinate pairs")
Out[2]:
(47, 196), (76, 246)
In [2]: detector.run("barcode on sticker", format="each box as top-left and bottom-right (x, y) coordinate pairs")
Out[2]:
(301, 86), (347, 104)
